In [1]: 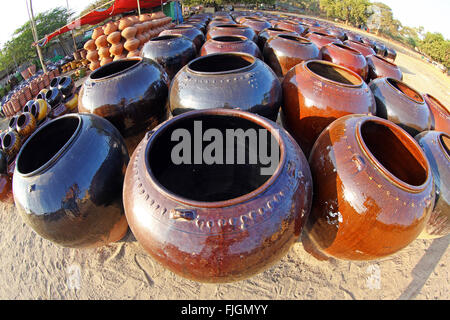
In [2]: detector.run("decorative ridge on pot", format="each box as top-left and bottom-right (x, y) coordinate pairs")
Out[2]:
(187, 52), (256, 75)
(304, 60), (364, 87)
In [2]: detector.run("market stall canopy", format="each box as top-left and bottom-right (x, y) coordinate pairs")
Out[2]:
(37, 0), (169, 46)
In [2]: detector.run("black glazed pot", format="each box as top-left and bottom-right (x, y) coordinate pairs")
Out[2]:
(78, 57), (170, 153)
(169, 52), (282, 121)
(140, 35), (197, 80)
(13, 113), (130, 248)
(50, 77), (60, 90)
(58, 76), (74, 98)
(0, 149), (7, 174)
(45, 88), (63, 108)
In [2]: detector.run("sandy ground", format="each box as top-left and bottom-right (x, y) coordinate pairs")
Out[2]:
(0, 14), (449, 300)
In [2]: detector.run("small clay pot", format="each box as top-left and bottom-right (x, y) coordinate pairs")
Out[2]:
(423, 94), (449, 134)
(16, 112), (37, 139)
(367, 54), (403, 81)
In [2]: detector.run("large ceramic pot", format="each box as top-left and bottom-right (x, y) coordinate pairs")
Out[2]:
(306, 32), (342, 50)
(206, 24), (257, 43)
(346, 32), (362, 43)
(13, 114), (130, 248)
(320, 42), (368, 81)
(207, 19), (237, 32)
(159, 26), (205, 52)
(273, 21), (307, 36)
(366, 54), (402, 81)
(414, 131), (450, 239)
(169, 53), (282, 121)
(200, 36), (262, 58)
(2, 129), (21, 160)
(263, 35), (321, 78)
(123, 108), (313, 282)
(45, 88), (63, 108)
(140, 35), (197, 80)
(374, 42), (387, 56)
(384, 47), (397, 62)
(8, 116), (19, 132)
(57, 76), (74, 98)
(36, 89), (48, 101)
(306, 114), (434, 260)
(423, 94), (449, 134)
(370, 77), (431, 136)
(241, 17), (271, 34)
(282, 60), (376, 156)
(328, 28), (346, 41)
(16, 112), (36, 139)
(78, 57), (169, 153)
(30, 99), (50, 123)
(343, 40), (376, 57)
(257, 27), (299, 49)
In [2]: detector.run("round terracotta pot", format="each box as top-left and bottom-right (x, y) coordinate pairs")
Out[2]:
(13, 114), (129, 248)
(306, 32), (342, 50)
(414, 131), (450, 239)
(320, 42), (369, 81)
(384, 47), (397, 62)
(201, 36), (262, 59)
(2, 129), (21, 160)
(206, 24), (257, 43)
(45, 88), (63, 108)
(140, 35), (197, 80)
(169, 52), (282, 121)
(282, 60), (375, 156)
(16, 112), (36, 139)
(257, 27), (299, 50)
(263, 34), (321, 78)
(343, 40), (376, 57)
(159, 26), (205, 52)
(274, 21), (307, 36)
(366, 54), (403, 81)
(370, 77), (431, 136)
(423, 94), (449, 134)
(241, 17), (271, 34)
(305, 114), (434, 260)
(123, 108), (313, 282)
(78, 57), (169, 153)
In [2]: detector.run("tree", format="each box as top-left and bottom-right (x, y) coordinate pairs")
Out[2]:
(419, 32), (450, 68)
(319, 0), (371, 26)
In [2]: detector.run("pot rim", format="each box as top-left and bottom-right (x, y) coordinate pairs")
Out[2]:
(385, 77), (424, 104)
(89, 57), (142, 82)
(304, 60), (364, 87)
(272, 34), (312, 44)
(213, 24), (248, 29)
(210, 35), (248, 43)
(144, 108), (287, 208)
(15, 114), (82, 177)
(187, 52), (256, 75)
(327, 42), (362, 55)
(369, 54), (397, 67)
(438, 132), (450, 162)
(424, 93), (450, 116)
(355, 116), (431, 192)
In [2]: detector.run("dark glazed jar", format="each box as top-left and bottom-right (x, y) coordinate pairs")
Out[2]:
(257, 27), (299, 49)
(207, 19), (237, 32)
(2, 129), (21, 160)
(328, 28), (346, 41)
(415, 131), (450, 239)
(282, 60), (375, 156)
(206, 24), (257, 43)
(263, 35), (321, 78)
(384, 47), (397, 62)
(374, 42), (387, 56)
(159, 26), (205, 52)
(140, 35), (197, 80)
(13, 114), (130, 248)
(305, 115), (434, 260)
(78, 57), (169, 153)
(346, 32), (362, 43)
(343, 40), (376, 57)
(57, 76), (74, 98)
(241, 17), (272, 34)
(123, 108), (313, 282)
(366, 54), (403, 81)
(8, 115), (19, 131)
(170, 53), (282, 121)
(274, 21), (306, 36)
(16, 112), (36, 139)
(306, 32), (342, 50)
(200, 36), (262, 58)
(45, 88), (63, 108)
(423, 94), (449, 134)
(370, 77), (431, 136)
(23, 100), (34, 113)
(320, 42), (368, 81)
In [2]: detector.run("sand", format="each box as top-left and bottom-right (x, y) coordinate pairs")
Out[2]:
(0, 13), (449, 300)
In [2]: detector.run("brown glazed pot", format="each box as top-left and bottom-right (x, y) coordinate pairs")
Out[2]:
(423, 94), (449, 134)
(306, 32), (342, 50)
(140, 35), (197, 80)
(346, 32), (362, 43)
(282, 60), (376, 156)
(2, 129), (21, 160)
(16, 112), (37, 139)
(343, 40), (376, 57)
(274, 21), (307, 36)
(207, 19), (237, 32)
(414, 131), (450, 239)
(263, 35), (321, 78)
(370, 77), (431, 137)
(384, 47), (397, 62)
(200, 36), (262, 58)
(305, 114), (434, 260)
(206, 24), (257, 43)
(123, 108), (313, 282)
(241, 17), (272, 34)
(169, 52), (282, 121)
(159, 26), (205, 52)
(320, 42), (369, 81)
(366, 54), (403, 81)
(78, 57), (169, 153)
(257, 27), (299, 50)
(327, 28), (346, 41)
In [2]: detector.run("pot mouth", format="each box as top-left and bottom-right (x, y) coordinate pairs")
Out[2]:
(90, 57), (141, 80)
(310, 31), (334, 38)
(50, 77), (59, 87)
(266, 27), (293, 33)
(386, 78), (424, 104)
(2, 131), (13, 148)
(371, 54), (397, 66)
(305, 60), (363, 87)
(16, 114), (82, 177)
(145, 109), (285, 208)
(439, 133), (450, 161)
(331, 42), (361, 55)
(425, 94), (450, 115)
(17, 113), (27, 128)
(356, 117), (429, 191)
(277, 34), (311, 44)
(215, 24), (246, 29)
(150, 35), (182, 41)
(211, 35), (247, 43)
(8, 117), (16, 128)
(187, 52), (255, 75)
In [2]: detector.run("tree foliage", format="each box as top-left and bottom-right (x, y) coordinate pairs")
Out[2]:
(319, 0), (371, 26)
(80, 0), (114, 17)
(419, 32), (450, 68)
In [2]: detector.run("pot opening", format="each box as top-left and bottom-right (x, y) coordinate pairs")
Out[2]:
(2, 134), (12, 148)
(268, 27), (290, 32)
(50, 77), (59, 88)
(372, 54), (396, 66)
(45, 89), (54, 100)
(212, 36), (246, 42)
(426, 94), (449, 115)
(361, 120), (427, 187)
(216, 24), (243, 29)
(188, 53), (255, 73)
(17, 114), (26, 128)
(311, 32), (330, 38)
(17, 117), (80, 174)
(90, 58), (140, 80)
(278, 34), (310, 43)
(307, 61), (362, 85)
(31, 104), (38, 116)
(151, 35), (181, 41)
(147, 114), (281, 202)
(333, 43), (360, 54)
(387, 78), (423, 103)
(8, 117), (16, 128)
(440, 134), (450, 158)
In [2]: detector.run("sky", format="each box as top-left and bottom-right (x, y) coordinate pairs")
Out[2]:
(0, 0), (449, 48)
